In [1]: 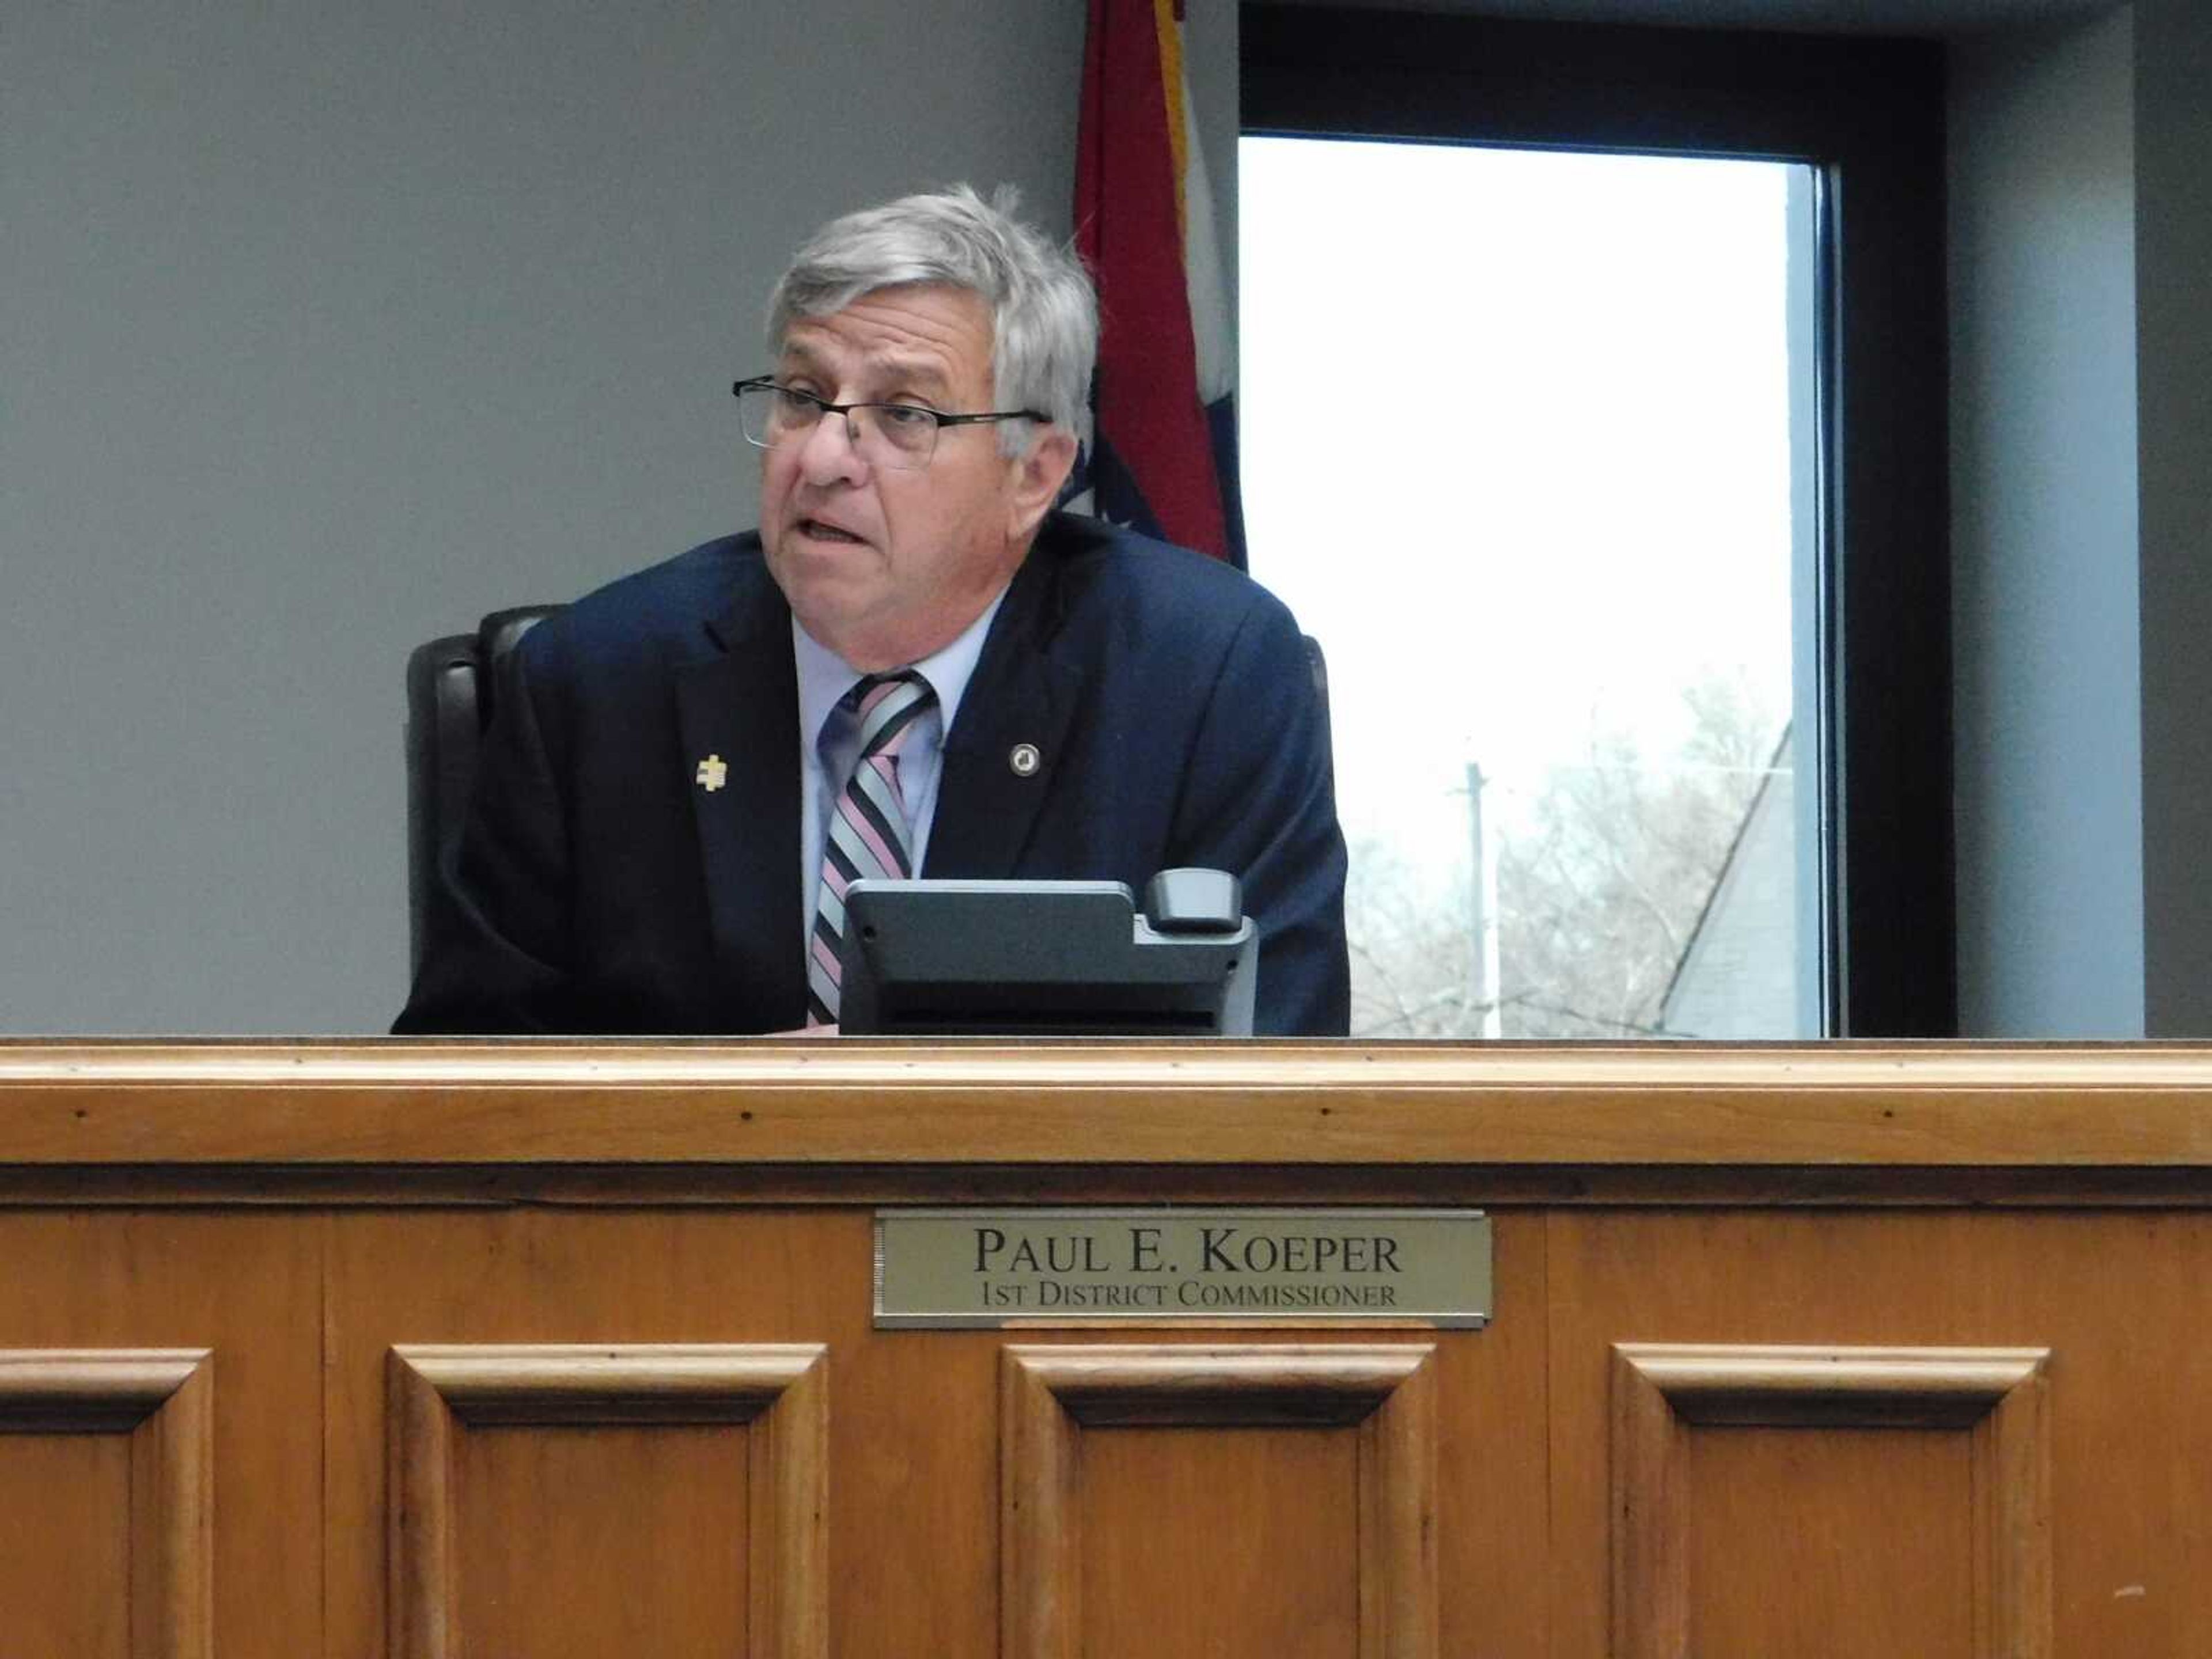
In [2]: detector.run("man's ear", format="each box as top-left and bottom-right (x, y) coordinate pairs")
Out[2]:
(1006, 429), (1080, 540)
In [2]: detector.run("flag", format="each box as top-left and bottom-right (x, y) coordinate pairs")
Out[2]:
(1075, 0), (1247, 567)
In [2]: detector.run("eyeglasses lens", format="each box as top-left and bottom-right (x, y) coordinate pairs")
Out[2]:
(738, 385), (935, 471)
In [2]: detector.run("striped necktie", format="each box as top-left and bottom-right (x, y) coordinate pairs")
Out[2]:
(807, 671), (936, 1027)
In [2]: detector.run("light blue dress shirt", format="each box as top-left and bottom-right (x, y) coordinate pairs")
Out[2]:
(792, 587), (1009, 949)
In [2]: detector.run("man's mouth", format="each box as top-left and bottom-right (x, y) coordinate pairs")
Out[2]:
(798, 518), (865, 544)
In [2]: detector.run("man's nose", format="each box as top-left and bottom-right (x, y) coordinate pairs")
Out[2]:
(796, 405), (869, 484)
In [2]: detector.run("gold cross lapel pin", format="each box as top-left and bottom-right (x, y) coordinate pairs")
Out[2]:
(695, 754), (728, 793)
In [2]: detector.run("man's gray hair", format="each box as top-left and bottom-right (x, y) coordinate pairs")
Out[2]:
(768, 184), (1098, 453)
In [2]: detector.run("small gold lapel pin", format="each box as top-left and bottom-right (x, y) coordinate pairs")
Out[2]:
(695, 754), (729, 793)
(1008, 743), (1040, 778)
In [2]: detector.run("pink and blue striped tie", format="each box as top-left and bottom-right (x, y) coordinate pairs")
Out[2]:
(807, 671), (935, 1026)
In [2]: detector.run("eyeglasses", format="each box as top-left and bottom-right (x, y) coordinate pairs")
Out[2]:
(733, 377), (1050, 472)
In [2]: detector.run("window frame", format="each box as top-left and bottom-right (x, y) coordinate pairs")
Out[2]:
(1241, 5), (1955, 1037)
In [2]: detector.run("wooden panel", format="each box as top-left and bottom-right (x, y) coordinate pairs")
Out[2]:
(18, 1048), (2212, 1656)
(1688, 1427), (1974, 1657)
(388, 1343), (825, 1659)
(1551, 1207), (2212, 1656)
(1611, 1346), (2048, 1658)
(325, 1209), (861, 1659)
(0, 1348), (213, 1659)
(1082, 1427), (1359, 1659)
(0, 1433), (131, 1658)
(456, 1425), (747, 1657)
(1001, 1343), (1437, 1659)
(0, 1214), (317, 1659)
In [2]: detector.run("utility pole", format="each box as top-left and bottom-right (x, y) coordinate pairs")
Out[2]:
(1465, 762), (1503, 1039)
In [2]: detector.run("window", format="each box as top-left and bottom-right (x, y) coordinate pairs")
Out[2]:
(1244, 140), (1814, 1037)
(1242, 7), (1953, 1036)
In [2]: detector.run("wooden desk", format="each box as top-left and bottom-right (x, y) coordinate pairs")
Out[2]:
(3, 1040), (2207, 1657)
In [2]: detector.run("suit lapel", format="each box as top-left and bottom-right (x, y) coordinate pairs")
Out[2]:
(675, 563), (805, 1026)
(927, 543), (1082, 878)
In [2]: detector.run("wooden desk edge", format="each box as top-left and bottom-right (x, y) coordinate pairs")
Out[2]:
(3, 1041), (2212, 1177)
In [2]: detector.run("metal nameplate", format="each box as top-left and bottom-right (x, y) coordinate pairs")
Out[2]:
(873, 1207), (1491, 1328)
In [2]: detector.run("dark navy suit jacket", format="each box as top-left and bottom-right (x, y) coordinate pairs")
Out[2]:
(395, 513), (1350, 1035)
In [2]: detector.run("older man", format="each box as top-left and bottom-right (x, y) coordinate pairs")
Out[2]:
(396, 187), (1348, 1036)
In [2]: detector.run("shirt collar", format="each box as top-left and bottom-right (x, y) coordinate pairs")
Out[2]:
(791, 584), (1012, 749)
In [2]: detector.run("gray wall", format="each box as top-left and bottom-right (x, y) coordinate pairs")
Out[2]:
(2134, 0), (2212, 1035)
(2, 0), (1086, 1032)
(1948, 0), (2212, 1036)
(1949, 9), (2143, 1035)
(1185, 0), (1242, 335)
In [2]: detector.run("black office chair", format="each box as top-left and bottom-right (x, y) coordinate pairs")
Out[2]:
(404, 605), (562, 978)
(404, 610), (1331, 976)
